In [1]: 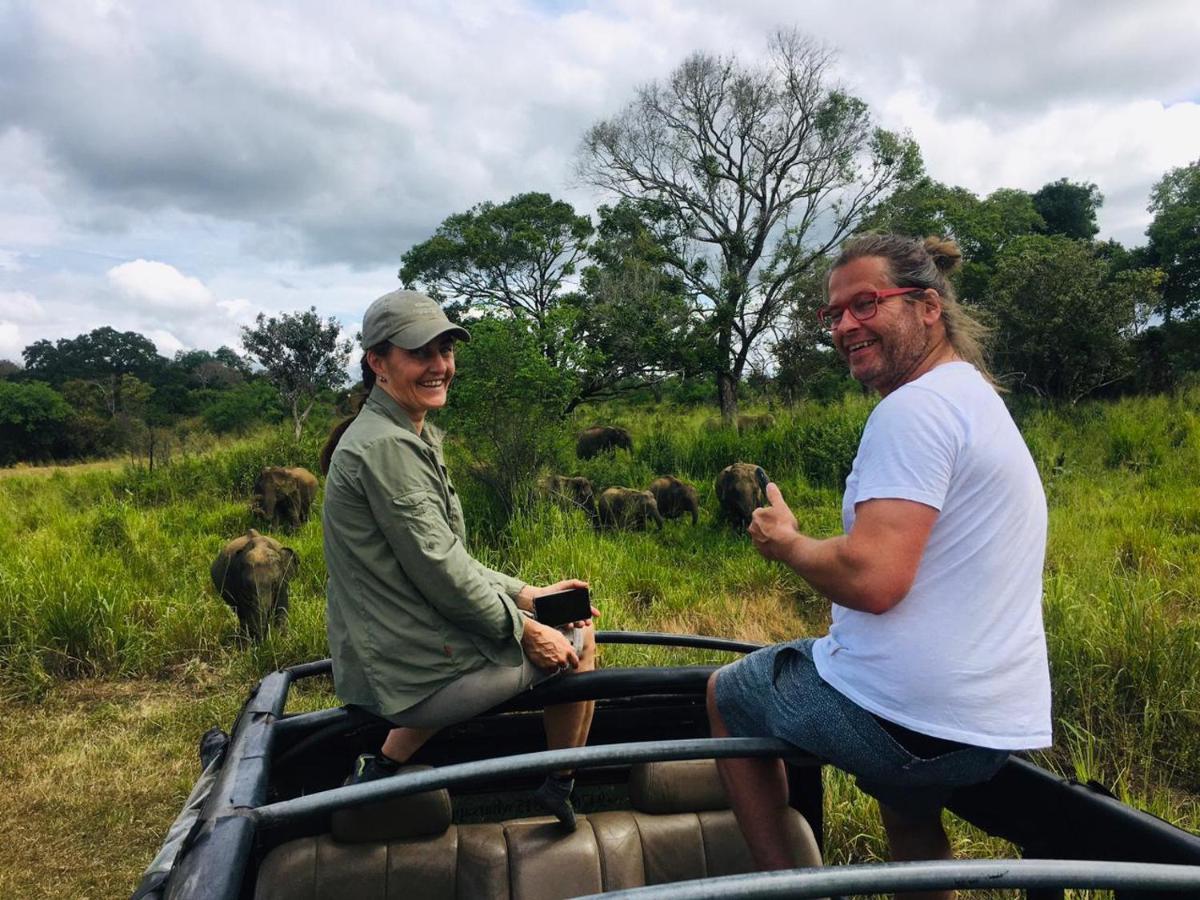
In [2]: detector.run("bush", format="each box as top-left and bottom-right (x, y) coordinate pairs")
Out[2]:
(201, 380), (285, 435)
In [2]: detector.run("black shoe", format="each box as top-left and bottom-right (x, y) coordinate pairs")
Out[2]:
(345, 753), (399, 786)
(533, 774), (577, 831)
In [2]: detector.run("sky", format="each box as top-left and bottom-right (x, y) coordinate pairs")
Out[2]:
(1, 0), (1198, 366)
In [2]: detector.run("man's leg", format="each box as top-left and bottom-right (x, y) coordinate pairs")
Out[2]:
(879, 802), (954, 900)
(707, 671), (796, 871)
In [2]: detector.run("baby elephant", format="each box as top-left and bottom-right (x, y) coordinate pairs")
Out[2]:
(211, 529), (299, 641)
(251, 466), (318, 528)
(543, 474), (598, 521)
(597, 487), (664, 531)
(648, 475), (700, 525)
(576, 425), (633, 460)
(715, 462), (766, 529)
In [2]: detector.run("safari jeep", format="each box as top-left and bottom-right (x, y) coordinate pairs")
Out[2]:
(136, 632), (1200, 899)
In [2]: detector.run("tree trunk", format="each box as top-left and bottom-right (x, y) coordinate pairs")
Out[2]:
(717, 372), (738, 423)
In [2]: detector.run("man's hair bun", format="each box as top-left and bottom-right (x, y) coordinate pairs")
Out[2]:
(924, 237), (962, 275)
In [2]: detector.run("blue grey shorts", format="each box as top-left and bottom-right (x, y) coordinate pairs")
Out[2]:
(714, 638), (1010, 817)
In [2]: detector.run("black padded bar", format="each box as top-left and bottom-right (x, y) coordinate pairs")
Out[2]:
(595, 631), (763, 654)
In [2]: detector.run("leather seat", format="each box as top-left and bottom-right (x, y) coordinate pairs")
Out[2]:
(255, 761), (821, 899)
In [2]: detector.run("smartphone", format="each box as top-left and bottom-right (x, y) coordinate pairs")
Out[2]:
(755, 466), (770, 502)
(533, 587), (592, 628)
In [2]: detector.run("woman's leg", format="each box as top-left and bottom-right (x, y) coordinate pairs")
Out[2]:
(380, 725), (439, 765)
(542, 624), (596, 769)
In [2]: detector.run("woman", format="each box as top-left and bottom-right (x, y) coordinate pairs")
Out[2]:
(322, 289), (596, 829)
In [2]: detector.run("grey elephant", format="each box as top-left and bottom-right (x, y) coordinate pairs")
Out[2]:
(649, 475), (700, 525)
(597, 487), (664, 531)
(542, 474), (598, 522)
(210, 529), (299, 641)
(251, 466), (318, 528)
(715, 462), (766, 528)
(576, 425), (633, 460)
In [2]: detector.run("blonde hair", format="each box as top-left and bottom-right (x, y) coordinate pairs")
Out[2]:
(830, 233), (996, 387)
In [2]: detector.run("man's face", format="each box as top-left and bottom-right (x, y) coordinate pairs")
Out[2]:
(827, 256), (932, 396)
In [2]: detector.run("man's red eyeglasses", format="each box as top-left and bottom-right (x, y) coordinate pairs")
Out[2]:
(817, 288), (925, 331)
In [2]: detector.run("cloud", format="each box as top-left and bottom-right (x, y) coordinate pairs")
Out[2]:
(1, 0), (1198, 354)
(0, 320), (21, 360)
(106, 259), (214, 311)
(0, 290), (46, 321)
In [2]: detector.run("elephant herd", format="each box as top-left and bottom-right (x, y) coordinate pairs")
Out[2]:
(548, 424), (770, 532)
(209, 465), (317, 643)
(211, 423), (771, 642)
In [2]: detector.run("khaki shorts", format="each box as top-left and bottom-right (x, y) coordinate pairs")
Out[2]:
(382, 626), (586, 729)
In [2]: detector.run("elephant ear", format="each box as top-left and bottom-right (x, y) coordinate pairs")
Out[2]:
(281, 546), (300, 577)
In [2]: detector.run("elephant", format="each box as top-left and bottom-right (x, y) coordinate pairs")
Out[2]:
(576, 425), (633, 460)
(542, 474), (598, 522)
(736, 413), (776, 432)
(597, 487), (664, 531)
(251, 466), (318, 528)
(715, 462), (766, 528)
(210, 529), (299, 641)
(648, 475), (700, 525)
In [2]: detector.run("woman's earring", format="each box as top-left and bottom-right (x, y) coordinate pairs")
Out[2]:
(378, 376), (388, 384)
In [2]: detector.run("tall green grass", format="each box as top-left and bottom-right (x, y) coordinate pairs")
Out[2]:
(2, 391), (1200, 842)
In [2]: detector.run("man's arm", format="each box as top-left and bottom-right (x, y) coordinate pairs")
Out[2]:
(749, 483), (938, 615)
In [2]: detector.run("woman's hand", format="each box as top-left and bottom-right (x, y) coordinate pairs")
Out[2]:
(521, 617), (580, 672)
(516, 579), (591, 617)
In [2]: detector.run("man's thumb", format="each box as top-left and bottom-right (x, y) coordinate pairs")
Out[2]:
(766, 482), (786, 507)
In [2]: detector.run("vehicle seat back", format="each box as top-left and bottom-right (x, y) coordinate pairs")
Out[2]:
(254, 760), (821, 899)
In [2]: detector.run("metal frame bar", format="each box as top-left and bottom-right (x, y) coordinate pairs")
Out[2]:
(252, 736), (805, 831)
(582, 859), (1200, 899)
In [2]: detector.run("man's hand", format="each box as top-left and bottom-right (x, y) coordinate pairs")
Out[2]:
(749, 483), (801, 564)
(521, 616), (581, 671)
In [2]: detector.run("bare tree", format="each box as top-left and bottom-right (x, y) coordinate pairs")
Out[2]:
(577, 31), (921, 419)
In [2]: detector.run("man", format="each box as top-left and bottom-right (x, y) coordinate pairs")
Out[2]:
(707, 234), (1051, 900)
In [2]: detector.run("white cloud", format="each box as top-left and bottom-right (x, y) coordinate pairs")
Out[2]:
(106, 259), (214, 312)
(145, 328), (186, 357)
(0, 320), (21, 360)
(1, 0), (1198, 353)
(0, 290), (46, 321)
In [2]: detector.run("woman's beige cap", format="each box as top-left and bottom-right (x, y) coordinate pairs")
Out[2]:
(360, 290), (471, 350)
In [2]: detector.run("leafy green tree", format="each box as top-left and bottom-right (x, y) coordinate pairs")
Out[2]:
(566, 199), (696, 409)
(0, 360), (19, 379)
(577, 30), (921, 420)
(864, 178), (1044, 300)
(442, 317), (575, 516)
(201, 381), (285, 435)
(983, 235), (1157, 402)
(400, 192), (593, 363)
(1144, 158), (1200, 323)
(771, 257), (855, 401)
(22, 326), (162, 386)
(0, 381), (72, 464)
(240, 307), (352, 439)
(1033, 177), (1103, 239)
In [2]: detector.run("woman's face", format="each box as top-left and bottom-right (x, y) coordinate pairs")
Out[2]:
(369, 335), (456, 424)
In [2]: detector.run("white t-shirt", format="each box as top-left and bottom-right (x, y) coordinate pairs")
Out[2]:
(812, 362), (1052, 749)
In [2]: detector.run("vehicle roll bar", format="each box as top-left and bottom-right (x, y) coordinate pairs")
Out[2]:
(582, 858), (1200, 899)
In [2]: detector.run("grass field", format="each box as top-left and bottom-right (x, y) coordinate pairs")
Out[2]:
(2, 391), (1199, 896)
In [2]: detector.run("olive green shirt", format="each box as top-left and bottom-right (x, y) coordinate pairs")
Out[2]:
(323, 386), (526, 717)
